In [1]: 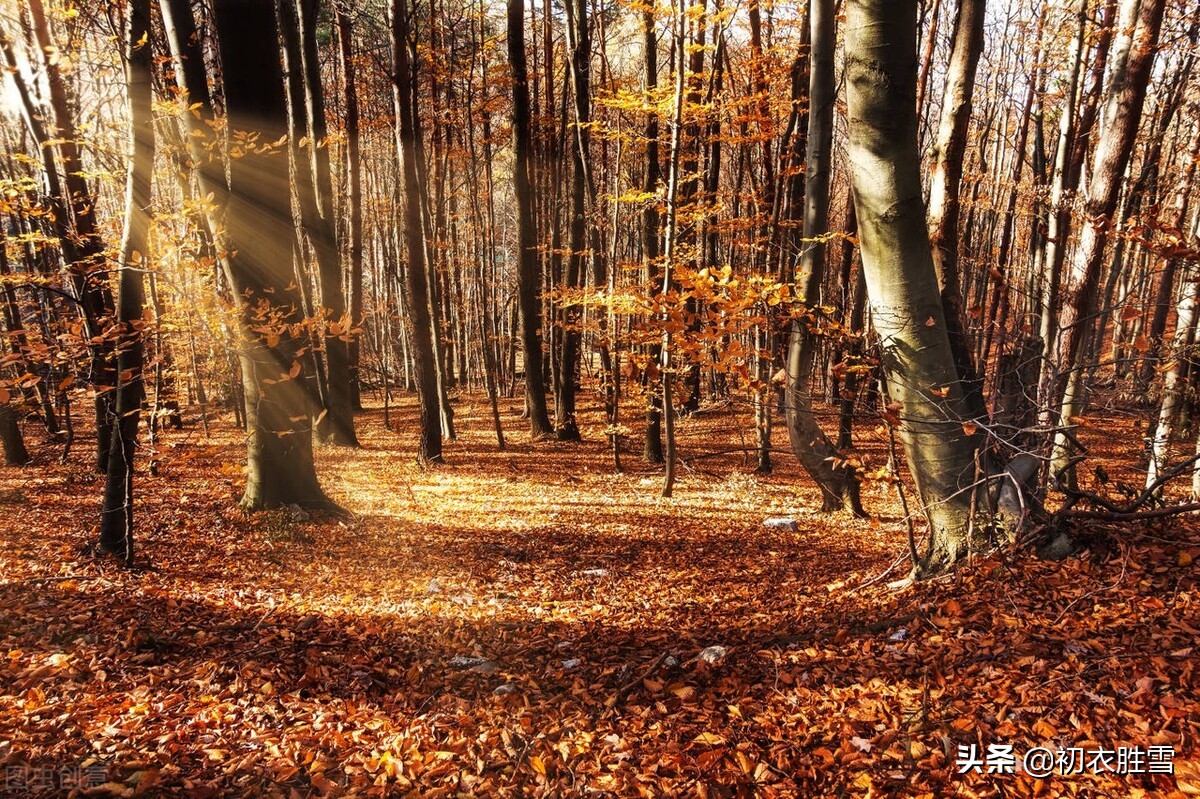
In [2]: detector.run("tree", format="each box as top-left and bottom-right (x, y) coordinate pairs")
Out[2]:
(844, 0), (981, 576)
(508, 0), (554, 438)
(641, 5), (664, 464)
(784, 0), (866, 516)
(335, 5), (366, 413)
(926, 0), (987, 418)
(98, 0), (154, 563)
(1050, 0), (1168, 484)
(211, 0), (328, 509)
(283, 0), (358, 447)
(392, 0), (444, 464)
(6, 0), (116, 471)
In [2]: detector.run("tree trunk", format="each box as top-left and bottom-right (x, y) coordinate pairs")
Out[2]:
(1147, 270), (1199, 488)
(642, 7), (664, 464)
(1050, 0), (1167, 483)
(19, 0), (117, 471)
(926, 0), (987, 419)
(785, 0), (865, 515)
(555, 0), (590, 441)
(392, 0), (444, 464)
(286, 0), (357, 447)
(660, 0), (688, 498)
(335, 7), (365, 413)
(845, 0), (981, 575)
(508, 0), (554, 437)
(1035, 0), (1087, 419)
(99, 0), (153, 563)
(212, 0), (328, 509)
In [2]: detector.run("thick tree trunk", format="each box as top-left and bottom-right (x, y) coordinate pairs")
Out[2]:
(508, 0), (554, 437)
(0, 405), (27, 466)
(212, 0), (327, 509)
(785, 0), (865, 515)
(845, 0), (981, 575)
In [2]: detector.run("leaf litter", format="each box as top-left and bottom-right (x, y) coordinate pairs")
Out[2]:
(0, 396), (1196, 797)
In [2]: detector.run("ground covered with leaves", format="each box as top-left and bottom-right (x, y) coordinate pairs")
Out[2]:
(1, 396), (1197, 797)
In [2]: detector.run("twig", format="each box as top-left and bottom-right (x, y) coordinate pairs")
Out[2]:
(0, 574), (106, 587)
(1062, 502), (1200, 521)
(606, 651), (668, 708)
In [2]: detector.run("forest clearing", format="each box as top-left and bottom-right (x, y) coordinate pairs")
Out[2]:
(1, 395), (1197, 797)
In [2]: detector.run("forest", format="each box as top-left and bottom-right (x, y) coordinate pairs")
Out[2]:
(0, 0), (1198, 794)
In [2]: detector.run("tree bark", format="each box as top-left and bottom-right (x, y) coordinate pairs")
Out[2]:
(335, 6), (366, 413)
(926, 0), (987, 419)
(1050, 0), (1167, 482)
(20, 0), (116, 471)
(286, 0), (357, 447)
(641, 6), (664, 463)
(508, 0), (554, 437)
(845, 0), (981, 575)
(392, 0), (444, 464)
(99, 0), (154, 563)
(212, 0), (328, 508)
(785, 0), (865, 515)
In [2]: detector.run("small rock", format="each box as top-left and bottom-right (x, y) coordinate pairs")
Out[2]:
(888, 628), (908, 642)
(581, 568), (610, 578)
(561, 658), (581, 669)
(664, 655), (680, 668)
(555, 641), (573, 650)
(448, 655), (499, 674)
(763, 517), (798, 531)
(426, 579), (444, 594)
(698, 645), (727, 664)
(493, 683), (518, 696)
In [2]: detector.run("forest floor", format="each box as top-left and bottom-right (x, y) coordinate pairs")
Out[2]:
(0, 390), (1197, 798)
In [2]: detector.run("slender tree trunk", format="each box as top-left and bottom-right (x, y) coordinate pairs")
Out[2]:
(642, 7), (664, 463)
(785, 0), (865, 514)
(555, 0), (590, 441)
(1050, 0), (1167, 483)
(1035, 0), (1087, 418)
(15, 0), (116, 471)
(660, 0), (688, 498)
(335, 6), (365, 413)
(926, 0), (987, 419)
(1148, 269), (1199, 487)
(289, 0), (357, 446)
(391, 0), (444, 464)
(99, 0), (154, 562)
(508, 0), (554, 437)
